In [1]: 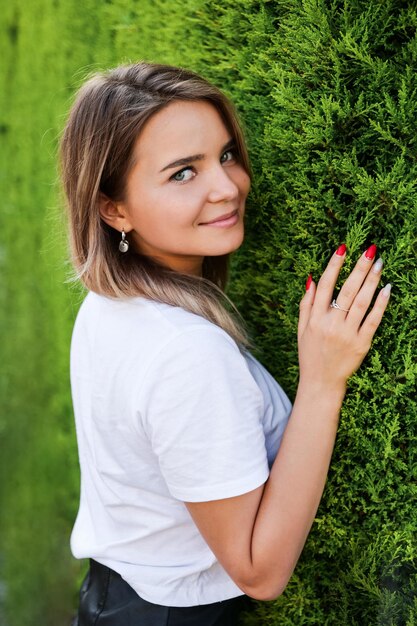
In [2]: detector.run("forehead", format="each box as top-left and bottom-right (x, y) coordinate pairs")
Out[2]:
(133, 100), (231, 165)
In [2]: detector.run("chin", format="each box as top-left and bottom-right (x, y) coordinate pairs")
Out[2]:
(203, 229), (245, 256)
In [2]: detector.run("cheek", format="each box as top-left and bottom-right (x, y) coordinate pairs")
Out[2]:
(238, 170), (251, 196)
(228, 165), (251, 199)
(158, 186), (205, 224)
(136, 186), (204, 231)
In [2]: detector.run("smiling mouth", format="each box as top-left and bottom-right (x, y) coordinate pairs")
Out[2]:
(200, 209), (239, 225)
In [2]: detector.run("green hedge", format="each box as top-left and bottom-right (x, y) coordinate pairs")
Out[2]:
(1, 1), (416, 624)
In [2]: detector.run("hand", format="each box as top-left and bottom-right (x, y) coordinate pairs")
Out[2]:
(298, 244), (391, 388)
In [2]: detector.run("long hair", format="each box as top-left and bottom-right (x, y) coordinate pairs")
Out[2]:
(60, 61), (252, 346)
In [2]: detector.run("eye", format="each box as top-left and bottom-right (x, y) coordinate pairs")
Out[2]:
(170, 167), (195, 184)
(220, 149), (236, 164)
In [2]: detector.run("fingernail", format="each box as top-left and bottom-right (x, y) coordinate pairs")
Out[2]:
(306, 274), (312, 291)
(372, 257), (383, 273)
(336, 243), (346, 256)
(365, 244), (377, 260)
(382, 283), (392, 297)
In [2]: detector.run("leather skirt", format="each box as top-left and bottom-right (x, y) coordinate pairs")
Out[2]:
(73, 559), (254, 625)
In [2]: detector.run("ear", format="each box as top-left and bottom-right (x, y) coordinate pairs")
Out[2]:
(98, 193), (133, 233)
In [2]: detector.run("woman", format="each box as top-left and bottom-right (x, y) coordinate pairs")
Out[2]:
(61, 61), (390, 625)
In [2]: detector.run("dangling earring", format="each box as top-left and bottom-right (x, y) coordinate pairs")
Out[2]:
(119, 229), (129, 253)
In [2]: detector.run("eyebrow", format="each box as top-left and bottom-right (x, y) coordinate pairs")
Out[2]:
(159, 138), (236, 173)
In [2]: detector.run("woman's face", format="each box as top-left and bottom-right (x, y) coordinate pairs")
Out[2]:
(108, 100), (251, 276)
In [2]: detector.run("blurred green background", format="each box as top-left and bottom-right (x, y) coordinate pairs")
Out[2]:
(1, 1), (417, 625)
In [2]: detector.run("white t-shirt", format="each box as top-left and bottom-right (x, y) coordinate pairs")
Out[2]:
(70, 291), (292, 607)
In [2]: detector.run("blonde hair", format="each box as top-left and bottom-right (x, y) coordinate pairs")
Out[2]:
(60, 61), (252, 346)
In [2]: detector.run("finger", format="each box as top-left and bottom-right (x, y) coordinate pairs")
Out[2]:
(313, 244), (347, 313)
(334, 244), (378, 311)
(359, 284), (391, 345)
(346, 257), (384, 327)
(298, 275), (316, 341)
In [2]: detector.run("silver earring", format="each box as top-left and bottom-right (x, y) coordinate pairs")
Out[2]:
(119, 229), (129, 253)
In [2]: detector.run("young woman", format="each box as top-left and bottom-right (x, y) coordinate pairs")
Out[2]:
(61, 61), (391, 625)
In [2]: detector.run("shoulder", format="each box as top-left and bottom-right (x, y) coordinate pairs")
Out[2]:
(73, 292), (244, 377)
(138, 323), (262, 422)
(145, 299), (239, 348)
(143, 306), (244, 380)
(76, 292), (235, 343)
(128, 304), (257, 402)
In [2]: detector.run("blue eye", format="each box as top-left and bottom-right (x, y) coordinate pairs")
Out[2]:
(170, 167), (195, 183)
(220, 149), (236, 163)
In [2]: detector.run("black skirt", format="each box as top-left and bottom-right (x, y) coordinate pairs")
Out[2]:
(73, 559), (254, 625)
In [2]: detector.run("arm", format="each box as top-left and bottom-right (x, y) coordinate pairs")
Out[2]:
(186, 246), (390, 600)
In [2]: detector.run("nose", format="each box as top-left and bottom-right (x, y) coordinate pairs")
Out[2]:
(206, 164), (240, 204)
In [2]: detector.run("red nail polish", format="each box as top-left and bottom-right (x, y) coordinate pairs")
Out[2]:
(306, 274), (312, 291)
(336, 243), (346, 256)
(365, 244), (377, 260)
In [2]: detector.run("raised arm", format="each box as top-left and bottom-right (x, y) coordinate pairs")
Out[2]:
(185, 245), (391, 600)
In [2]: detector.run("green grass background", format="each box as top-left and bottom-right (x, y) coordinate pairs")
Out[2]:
(1, 1), (416, 625)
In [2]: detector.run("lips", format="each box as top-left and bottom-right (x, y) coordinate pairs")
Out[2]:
(200, 209), (238, 225)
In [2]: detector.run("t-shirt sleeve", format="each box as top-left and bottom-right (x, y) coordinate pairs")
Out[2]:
(137, 326), (269, 502)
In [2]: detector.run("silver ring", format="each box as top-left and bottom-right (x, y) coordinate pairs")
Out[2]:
(330, 299), (350, 312)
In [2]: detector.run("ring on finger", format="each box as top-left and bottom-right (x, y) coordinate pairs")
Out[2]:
(330, 299), (350, 312)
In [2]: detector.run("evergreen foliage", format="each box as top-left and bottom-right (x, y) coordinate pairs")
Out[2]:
(0, 1), (415, 624)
